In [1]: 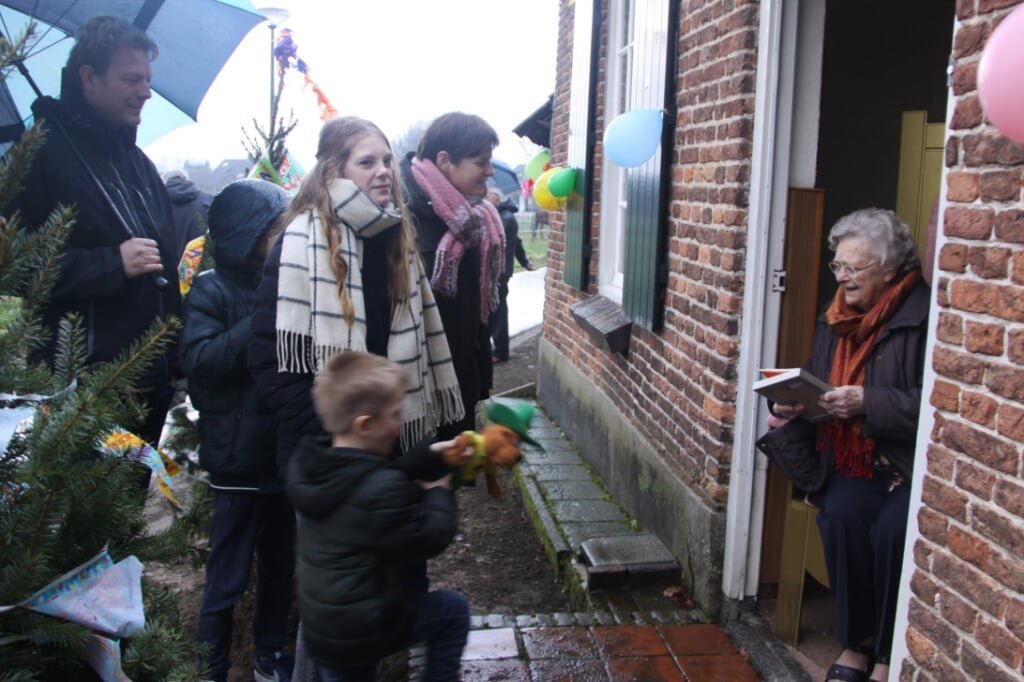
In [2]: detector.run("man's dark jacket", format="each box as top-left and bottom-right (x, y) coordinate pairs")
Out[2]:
(287, 436), (457, 670)
(164, 175), (212, 267)
(179, 180), (286, 492)
(10, 71), (181, 387)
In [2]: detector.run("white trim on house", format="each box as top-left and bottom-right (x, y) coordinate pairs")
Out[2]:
(889, 29), (957, 666)
(723, 0), (787, 600)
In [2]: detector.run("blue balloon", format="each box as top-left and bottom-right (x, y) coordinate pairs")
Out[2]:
(602, 109), (664, 167)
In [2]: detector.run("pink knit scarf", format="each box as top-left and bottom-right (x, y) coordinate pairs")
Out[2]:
(410, 157), (505, 323)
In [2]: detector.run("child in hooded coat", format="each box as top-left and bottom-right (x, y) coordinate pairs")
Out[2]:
(179, 179), (295, 682)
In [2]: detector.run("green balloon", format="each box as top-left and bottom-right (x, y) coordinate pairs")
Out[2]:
(525, 150), (550, 181)
(548, 167), (576, 198)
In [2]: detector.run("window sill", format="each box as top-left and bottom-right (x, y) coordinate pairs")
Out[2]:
(570, 295), (632, 355)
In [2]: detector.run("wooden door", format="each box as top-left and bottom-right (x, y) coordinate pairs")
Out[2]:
(896, 110), (945, 262)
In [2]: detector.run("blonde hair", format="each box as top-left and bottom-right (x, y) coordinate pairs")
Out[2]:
(312, 351), (407, 435)
(282, 116), (418, 325)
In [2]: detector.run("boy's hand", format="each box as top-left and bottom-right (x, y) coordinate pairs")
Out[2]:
(431, 437), (473, 467)
(417, 473), (453, 491)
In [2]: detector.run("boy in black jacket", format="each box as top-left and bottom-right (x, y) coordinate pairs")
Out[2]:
(179, 179), (294, 682)
(289, 351), (470, 682)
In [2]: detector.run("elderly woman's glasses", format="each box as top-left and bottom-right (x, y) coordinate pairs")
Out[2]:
(828, 260), (877, 278)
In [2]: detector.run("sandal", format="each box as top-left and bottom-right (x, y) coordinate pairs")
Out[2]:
(824, 662), (869, 682)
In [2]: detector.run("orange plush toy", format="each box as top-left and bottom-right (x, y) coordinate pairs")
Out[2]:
(442, 400), (540, 497)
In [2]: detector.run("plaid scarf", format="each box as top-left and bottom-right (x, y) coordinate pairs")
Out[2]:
(275, 178), (464, 448)
(410, 157), (505, 323)
(817, 267), (923, 478)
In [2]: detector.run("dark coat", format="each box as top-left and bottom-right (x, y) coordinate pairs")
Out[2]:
(179, 180), (288, 491)
(10, 75), (182, 387)
(164, 176), (212, 267)
(805, 278), (930, 479)
(496, 198), (529, 279)
(401, 152), (491, 435)
(287, 436), (457, 670)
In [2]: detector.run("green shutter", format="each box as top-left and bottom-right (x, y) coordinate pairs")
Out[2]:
(621, 0), (675, 330)
(563, 0), (601, 290)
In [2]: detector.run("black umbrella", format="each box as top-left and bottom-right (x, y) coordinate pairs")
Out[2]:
(489, 159), (521, 197)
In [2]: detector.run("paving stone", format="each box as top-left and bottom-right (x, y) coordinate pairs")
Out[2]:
(539, 478), (607, 501)
(528, 463), (595, 482)
(551, 499), (626, 523)
(561, 521), (634, 549)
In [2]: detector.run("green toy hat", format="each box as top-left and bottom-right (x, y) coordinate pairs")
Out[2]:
(486, 399), (540, 447)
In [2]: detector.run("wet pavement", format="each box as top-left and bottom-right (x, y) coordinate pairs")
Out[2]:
(408, 397), (780, 681)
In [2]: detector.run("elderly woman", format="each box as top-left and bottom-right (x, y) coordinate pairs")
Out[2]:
(770, 208), (930, 682)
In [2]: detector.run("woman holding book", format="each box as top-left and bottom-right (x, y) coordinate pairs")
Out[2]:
(766, 208), (929, 682)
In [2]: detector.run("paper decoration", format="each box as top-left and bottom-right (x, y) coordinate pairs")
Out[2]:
(101, 431), (182, 508)
(178, 234), (206, 296)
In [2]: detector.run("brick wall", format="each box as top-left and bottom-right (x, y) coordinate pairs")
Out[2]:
(902, 1), (1024, 679)
(542, 0), (760, 511)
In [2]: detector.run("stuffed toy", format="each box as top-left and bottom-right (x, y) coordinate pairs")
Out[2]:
(442, 400), (540, 497)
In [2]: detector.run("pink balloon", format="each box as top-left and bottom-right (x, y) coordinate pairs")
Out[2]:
(979, 5), (1024, 142)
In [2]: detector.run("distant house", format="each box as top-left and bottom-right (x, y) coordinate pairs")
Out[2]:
(534, 0), (1021, 678)
(182, 159), (251, 195)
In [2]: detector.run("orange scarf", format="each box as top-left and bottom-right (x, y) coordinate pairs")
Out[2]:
(817, 267), (922, 478)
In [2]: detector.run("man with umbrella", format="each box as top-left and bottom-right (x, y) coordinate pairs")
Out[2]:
(10, 15), (184, 449)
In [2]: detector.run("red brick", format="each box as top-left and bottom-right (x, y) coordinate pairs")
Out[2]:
(953, 96), (984, 130)
(934, 549), (1008, 617)
(994, 209), (1024, 243)
(936, 312), (964, 346)
(925, 443), (956, 480)
(961, 639), (1020, 682)
(960, 390), (998, 427)
(973, 504), (1024, 558)
(963, 133), (1024, 167)
(952, 21), (986, 58)
(947, 171), (980, 201)
(986, 364), (1024, 402)
(980, 170), (1023, 202)
(993, 478), (1024, 518)
(921, 476), (969, 524)
(996, 403), (1024, 441)
(918, 506), (950, 544)
(937, 583), (980, 631)
(944, 207), (994, 239)
(958, 460), (999, 502)
(930, 379), (961, 412)
(1007, 599), (1024, 642)
(987, 549), (1024, 594)
(1014, 252), (1024, 286)
(948, 525), (991, 568)
(967, 246), (1011, 279)
(932, 345), (987, 384)
(938, 242), (968, 274)
(908, 597), (964, 661)
(948, 280), (1000, 316)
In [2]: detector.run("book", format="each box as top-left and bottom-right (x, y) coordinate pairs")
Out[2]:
(753, 368), (834, 422)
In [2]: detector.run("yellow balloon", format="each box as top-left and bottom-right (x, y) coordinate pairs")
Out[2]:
(533, 171), (562, 211)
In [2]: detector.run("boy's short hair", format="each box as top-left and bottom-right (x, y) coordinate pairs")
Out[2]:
(313, 352), (407, 435)
(67, 15), (158, 78)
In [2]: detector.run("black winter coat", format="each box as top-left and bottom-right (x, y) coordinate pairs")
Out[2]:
(287, 437), (457, 670)
(804, 278), (930, 479)
(401, 153), (491, 436)
(11, 77), (181, 387)
(164, 176), (212, 266)
(178, 180), (288, 491)
(496, 198), (529, 279)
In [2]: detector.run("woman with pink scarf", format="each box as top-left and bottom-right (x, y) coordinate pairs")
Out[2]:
(401, 112), (506, 439)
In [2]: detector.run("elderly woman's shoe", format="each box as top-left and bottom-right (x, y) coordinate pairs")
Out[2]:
(824, 662), (869, 682)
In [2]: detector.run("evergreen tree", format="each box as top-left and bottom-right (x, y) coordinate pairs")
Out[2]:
(0, 27), (208, 681)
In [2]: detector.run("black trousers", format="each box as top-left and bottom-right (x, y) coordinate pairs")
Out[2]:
(489, 276), (512, 361)
(816, 472), (910, 660)
(197, 490), (295, 680)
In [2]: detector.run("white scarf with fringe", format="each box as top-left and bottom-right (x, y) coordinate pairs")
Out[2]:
(275, 178), (464, 448)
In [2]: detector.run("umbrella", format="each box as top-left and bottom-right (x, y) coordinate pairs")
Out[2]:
(0, 0), (265, 145)
(488, 159), (521, 197)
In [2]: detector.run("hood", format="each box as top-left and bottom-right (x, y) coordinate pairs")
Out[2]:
(165, 177), (201, 205)
(207, 179), (289, 271)
(498, 198), (519, 214)
(289, 438), (384, 519)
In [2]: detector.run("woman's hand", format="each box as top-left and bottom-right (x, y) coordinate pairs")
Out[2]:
(819, 385), (865, 420)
